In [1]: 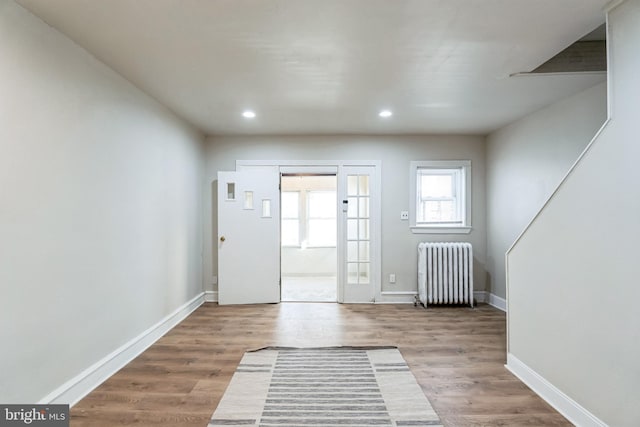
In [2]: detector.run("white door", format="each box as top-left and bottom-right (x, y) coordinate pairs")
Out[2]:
(217, 169), (280, 305)
(339, 165), (379, 303)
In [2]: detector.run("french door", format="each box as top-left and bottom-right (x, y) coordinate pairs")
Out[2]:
(339, 165), (379, 303)
(218, 161), (380, 305)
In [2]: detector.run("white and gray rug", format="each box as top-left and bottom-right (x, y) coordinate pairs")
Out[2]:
(208, 346), (442, 427)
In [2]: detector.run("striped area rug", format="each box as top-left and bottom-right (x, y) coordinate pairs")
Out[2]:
(208, 347), (442, 427)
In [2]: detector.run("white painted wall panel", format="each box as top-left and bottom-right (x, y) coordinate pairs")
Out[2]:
(0, 1), (204, 403)
(486, 82), (607, 299)
(507, 1), (640, 424)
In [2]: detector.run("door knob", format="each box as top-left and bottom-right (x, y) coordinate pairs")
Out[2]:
(220, 236), (226, 242)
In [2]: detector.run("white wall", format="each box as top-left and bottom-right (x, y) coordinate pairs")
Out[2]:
(282, 247), (337, 276)
(486, 81), (607, 299)
(507, 0), (640, 425)
(0, 1), (204, 403)
(204, 135), (486, 301)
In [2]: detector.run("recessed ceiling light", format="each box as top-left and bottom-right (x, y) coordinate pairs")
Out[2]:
(242, 110), (256, 119)
(379, 109), (393, 118)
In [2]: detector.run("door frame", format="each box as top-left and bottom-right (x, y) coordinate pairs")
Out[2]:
(280, 166), (338, 303)
(237, 160), (382, 303)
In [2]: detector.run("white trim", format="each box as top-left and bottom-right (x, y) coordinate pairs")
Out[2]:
(506, 101), (611, 256)
(40, 293), (205, 406)
(510, 71), (607, 78)
(204, 291), (218, 302)
(380, 291), (416, 295)
(409, 160), (472, 234)
(371, 164), (383, 304)
(605, 11), (613, 120)
(506, 120), (610, 257)
(604, 0), (627, 12)
(377, 291), (416, 304)
(410, 226), (472, 234)
(375, 301), (415, 304)
(474, 291), (487, 303)
(488, 293), (507, 312)
(506, 354), (608, 427)
(377, 291), (489, 305)
(280, 165), (338, 174)
(238, 159), (380, 168)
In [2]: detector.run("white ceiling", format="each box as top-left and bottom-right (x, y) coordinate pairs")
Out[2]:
(17, 0), (608, 136)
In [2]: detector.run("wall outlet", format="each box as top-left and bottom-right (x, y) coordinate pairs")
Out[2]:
(389, 273), (396, 284)
(212, 275), (218, 285)
(400, 211), (409, 220)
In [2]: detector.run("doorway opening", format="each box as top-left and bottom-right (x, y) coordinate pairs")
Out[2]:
(280, 174), (337, 302)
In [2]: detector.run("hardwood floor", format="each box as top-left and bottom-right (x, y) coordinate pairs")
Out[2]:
(71, 303), (571, 427)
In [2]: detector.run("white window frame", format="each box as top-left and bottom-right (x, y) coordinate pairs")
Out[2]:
(409, 160), (472, 234)
(281, 191), (300, 247)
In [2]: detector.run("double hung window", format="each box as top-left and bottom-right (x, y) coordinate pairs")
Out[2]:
(410, 160), (471, 234)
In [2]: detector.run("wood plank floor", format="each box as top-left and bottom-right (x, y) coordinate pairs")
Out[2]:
(71, 303), (571, 427)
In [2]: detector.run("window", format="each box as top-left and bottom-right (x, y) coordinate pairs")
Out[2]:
(307, 191), (337, 247)
(410, 160), (471, 234)
(281, 190), (337, 247)
(281, 191), (300, 246)
(417, 169), (461, 224)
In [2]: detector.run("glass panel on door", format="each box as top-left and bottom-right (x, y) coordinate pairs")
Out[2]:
(346, 173), (370, 285)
